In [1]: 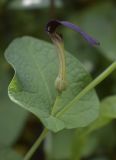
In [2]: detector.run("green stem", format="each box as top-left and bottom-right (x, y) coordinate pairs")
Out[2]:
(56, 61), (116, 118)
(23, 128), (48, 160)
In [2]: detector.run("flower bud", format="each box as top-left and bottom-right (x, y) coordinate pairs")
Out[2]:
(55, 76), (67, 93)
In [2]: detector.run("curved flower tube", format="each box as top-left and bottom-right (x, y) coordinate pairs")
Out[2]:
(46, 20), (100, 46)
(46, 20), (100, 93)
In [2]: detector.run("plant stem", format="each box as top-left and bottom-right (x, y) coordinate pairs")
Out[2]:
(24, 128), (48, 160)
(56, 61), (116, 118)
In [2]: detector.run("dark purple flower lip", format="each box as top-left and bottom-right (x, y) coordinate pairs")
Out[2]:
(46, 20), (100, 46)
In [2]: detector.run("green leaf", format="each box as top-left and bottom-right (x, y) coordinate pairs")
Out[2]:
(83, 95), (116, 134)
(5, 36), (99, 132)
(101, 95), (116, 118)
(0, 148), (22, 160)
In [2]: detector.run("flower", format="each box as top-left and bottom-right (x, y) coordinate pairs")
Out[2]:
(46, 19), (100, 46)
(46, 20), (100, 93)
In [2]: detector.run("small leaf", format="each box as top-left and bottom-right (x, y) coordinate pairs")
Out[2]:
(5, 36), (99, 132)
(83, 95), (116, 133)
(0, 148), (22, 160)
(101, 95), (116, 118)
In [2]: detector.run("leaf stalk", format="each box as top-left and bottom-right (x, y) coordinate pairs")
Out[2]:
(23, 128), (48, 160)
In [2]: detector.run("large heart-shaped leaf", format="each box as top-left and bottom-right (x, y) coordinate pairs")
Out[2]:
(5, 36), (99, 132)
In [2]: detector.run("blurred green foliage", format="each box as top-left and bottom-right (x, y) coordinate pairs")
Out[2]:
(0, 57), (28, 147)
(0, 148), (22, 159)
